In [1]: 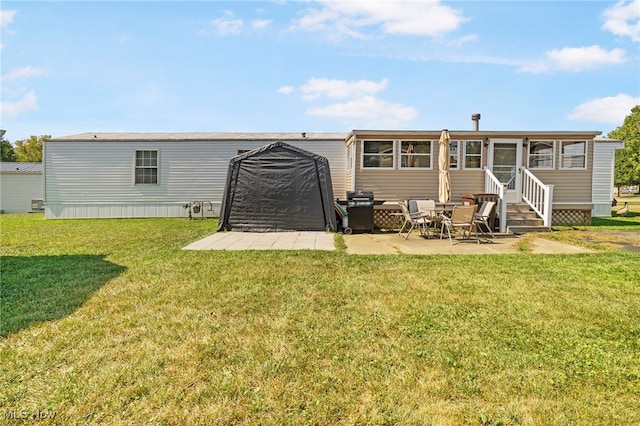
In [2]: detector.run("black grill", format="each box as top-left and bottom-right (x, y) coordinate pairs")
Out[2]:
(345, 191), (374, 233)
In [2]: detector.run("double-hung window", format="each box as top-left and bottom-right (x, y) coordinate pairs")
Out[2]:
(362, 140), (394, 168)
(463, 140), (483, 169)
(560, 141), (586, 169)
(135, 150), (158, 184)
(399, 140), (432, 169)
(449, 141), (459, 169)
(528, 140), (555, 169)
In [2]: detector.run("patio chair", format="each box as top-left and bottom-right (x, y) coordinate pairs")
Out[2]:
(398, 201), (432, 239)
(415, 199), (439, 237)
(473, 201), (496, 239)
(440, 204), (476, 244)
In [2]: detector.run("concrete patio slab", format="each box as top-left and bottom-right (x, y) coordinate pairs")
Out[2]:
(342, 233), (596, 255)
(182, 231), (336, 251)
(183, 231), (595, 255)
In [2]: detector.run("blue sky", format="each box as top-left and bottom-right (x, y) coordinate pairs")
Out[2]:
(1, 1), (639, 142)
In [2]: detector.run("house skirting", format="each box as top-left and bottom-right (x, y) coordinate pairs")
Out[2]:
(551, 209), (591, 226)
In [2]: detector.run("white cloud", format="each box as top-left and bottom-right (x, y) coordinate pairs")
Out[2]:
(446, 34), (478, 48)
(306, 95), (418, 127)
(1, 91), (37, 118)
(602, 0), (640, 42)
(291, 0), (467, 40)
(301, 78), (389, 100)
(1, 66), (46, 82)
(0, 9), (15, 27)
(568, 94), (640, 124)
(519, 45), (627, 73)
(277, 86), (294, 95)
(211, 15), (243, 36)
(289, 77), (417, 127)
(252, 19), (271, 30)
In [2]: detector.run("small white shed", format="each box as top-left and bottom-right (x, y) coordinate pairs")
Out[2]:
(0, 162), (43, 213)
(592, 138), (625, 217)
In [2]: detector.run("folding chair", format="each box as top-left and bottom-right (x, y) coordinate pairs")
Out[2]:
(440, 205), (476, 244)
(415, 199), (438, 238)
(473, 201), (496, 239)
(398, 201), (432, 239)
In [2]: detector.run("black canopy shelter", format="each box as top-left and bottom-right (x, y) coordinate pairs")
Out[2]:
(217, 142), (337, 232)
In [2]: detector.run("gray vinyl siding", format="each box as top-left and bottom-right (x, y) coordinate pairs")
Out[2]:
(44, 139), (346, 219)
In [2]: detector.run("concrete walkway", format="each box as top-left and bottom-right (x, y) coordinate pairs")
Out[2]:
(183, 231), (595, 254)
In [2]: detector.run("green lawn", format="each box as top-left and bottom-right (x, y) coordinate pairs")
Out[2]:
(1, 214), (639, 425)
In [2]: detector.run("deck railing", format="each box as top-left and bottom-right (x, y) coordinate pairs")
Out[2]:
(484, 169), (507, 233)
(520, 168), (554, 227)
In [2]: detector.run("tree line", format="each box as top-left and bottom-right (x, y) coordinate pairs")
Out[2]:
(609, 105), (640, 190)
(1, 135), (49, 163)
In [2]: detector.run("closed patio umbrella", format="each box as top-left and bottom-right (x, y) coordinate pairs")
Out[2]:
(438, 129), (451, 204)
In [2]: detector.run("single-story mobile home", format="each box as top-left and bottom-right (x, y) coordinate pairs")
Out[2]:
(0, 162), (43, 213)
(43, 132), (347, 220)
(44, 122), (623, 230)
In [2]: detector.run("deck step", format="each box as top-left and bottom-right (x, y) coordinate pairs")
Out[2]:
(505, 204), (550, 234)
(507, 204), (535, 213)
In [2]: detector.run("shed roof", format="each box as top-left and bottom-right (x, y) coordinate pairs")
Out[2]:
(0, 162), (43, 173)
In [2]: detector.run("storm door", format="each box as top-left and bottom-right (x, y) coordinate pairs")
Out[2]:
(489, 139), (522, 203)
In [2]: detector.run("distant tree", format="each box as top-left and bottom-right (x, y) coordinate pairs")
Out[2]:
(0, 136), (16, 161)
(608, 106), (640, 191)
(14, 135), (49, 162)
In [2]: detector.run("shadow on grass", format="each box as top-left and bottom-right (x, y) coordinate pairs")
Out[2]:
(0, 255), (126, 337)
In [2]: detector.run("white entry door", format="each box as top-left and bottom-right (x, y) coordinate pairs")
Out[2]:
(489, 139), (522, 203)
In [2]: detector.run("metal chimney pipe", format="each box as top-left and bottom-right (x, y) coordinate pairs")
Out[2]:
(471, 113), (481, 131)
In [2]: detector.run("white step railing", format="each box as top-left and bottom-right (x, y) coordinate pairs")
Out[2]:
(520, 168), (554, 227)
(484, 169), (507, 233)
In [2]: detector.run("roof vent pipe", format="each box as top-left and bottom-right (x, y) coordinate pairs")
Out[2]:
(471, 113), (481, 131)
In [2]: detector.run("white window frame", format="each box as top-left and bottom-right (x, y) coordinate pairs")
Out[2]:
(398, 140), (433, 169)
(462, 140), (483, 170)
(134, 149), (159, 185)
(528, 140), (555, 170)
(559, 140), (587, 170)
(449, 140), (460, 170)
(361, 140), (395, 169)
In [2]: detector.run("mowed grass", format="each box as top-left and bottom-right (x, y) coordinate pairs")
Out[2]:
(1, 214), (639, 425)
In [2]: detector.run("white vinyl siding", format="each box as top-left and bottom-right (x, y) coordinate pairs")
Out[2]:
(0, 172), (43, 213)
(592, 140), (624, 216)
(44, 138), (347, 219)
